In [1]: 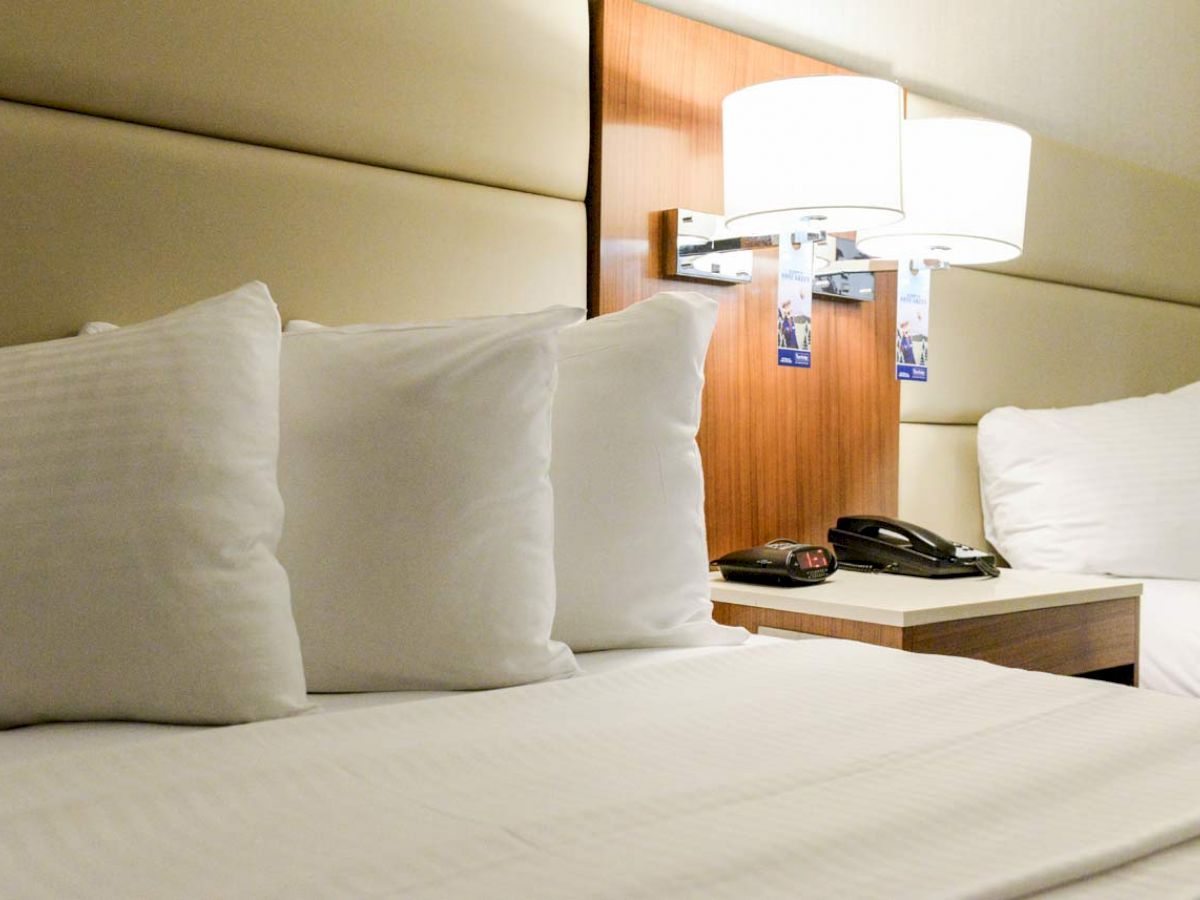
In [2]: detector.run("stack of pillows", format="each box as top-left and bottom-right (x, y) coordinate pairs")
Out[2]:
(0, 283), (745, 728)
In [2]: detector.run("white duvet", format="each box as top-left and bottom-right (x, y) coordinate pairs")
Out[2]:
(4, 640), (1200, 898)
(1140, 577), (1200, 698)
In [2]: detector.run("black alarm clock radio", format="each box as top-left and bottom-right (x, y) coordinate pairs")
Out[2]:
(713, 539), (837, 587)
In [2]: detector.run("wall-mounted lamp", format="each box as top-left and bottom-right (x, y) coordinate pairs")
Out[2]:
(663, 75), (1031, 295)
(856, 117), (1031, 268)
(665, 74), (905, 294)
(723, 75), (905, 238)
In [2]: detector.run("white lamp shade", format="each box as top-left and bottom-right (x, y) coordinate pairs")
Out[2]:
(857, 117), (1032, 265)
(722, 75), (904, 236)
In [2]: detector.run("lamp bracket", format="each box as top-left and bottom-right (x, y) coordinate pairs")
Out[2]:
(662, 208), (895, 300)
(908, 259), (951, 274)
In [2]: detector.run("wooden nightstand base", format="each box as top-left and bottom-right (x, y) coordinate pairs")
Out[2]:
(714, 596), (1139, 685)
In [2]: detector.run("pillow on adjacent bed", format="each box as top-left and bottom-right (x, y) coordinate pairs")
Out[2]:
(278, 307), (582, 691)
(977, 380), (1200, 580)
(287, 292), (746, 654)
(1, 283), (308, 728)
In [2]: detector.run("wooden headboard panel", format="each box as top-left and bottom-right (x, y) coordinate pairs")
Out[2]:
(592, 0), (899, 557)
(0, 0), (590, 347)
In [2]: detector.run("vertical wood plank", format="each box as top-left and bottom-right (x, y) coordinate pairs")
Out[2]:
(592, 0), (899, 557)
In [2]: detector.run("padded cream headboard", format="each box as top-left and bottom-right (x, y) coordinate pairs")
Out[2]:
(0, 0), (589, 347)
(899, 96), (1200, 550)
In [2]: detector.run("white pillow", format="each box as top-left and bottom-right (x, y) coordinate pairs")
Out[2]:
(977, 381), (1200, 579)
(278, 307), (582, 691)
(288, 294), (746, 653)
(549, 293), (747, 650)
(0, 283), (308, 728)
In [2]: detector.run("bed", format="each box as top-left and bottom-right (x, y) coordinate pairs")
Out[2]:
(6, 639), (1200, 898)
(5, 1), (1200, 897)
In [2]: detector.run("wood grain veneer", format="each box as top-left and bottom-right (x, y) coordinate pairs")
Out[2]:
(902, 597), (1139, 681)
(714, 597), (1139, 685)
(590, 0), (900, 558)
(713, 602), (905, 648)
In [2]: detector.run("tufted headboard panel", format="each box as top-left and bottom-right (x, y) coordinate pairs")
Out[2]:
(0, 0), (589, 347)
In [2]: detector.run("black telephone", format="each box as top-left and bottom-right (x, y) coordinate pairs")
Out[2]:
(828, 515), (999, 578)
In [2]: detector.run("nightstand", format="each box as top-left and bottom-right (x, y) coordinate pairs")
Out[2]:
(711, 569), (1142, 685)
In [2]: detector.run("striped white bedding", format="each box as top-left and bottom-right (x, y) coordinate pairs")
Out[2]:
(4, 639), (1200, 898)
(0, 640), (778, 767)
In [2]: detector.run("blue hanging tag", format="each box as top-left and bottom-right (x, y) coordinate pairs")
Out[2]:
(777, 236), (814, 368)
(896, 261), (931, 382)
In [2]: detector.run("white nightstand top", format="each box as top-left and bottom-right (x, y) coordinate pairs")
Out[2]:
(709, 569), (1142, 627)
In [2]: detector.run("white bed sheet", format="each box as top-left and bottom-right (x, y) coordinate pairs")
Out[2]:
(1139, 577), (1200, 697)
(0, 636), (779, 767)
(6, 639), (1200, 897)
(10, 578), (1200, 771)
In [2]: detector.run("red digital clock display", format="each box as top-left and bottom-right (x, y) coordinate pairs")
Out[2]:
(796, 548), (830, 570)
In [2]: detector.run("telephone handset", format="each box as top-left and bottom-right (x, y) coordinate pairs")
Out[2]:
(828, 515), (999, 578)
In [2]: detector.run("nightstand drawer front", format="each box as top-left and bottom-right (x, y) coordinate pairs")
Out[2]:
(712, 602), (905, 648)
(713, 593), (1139, 684)
(902, 597), (1139, 677)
